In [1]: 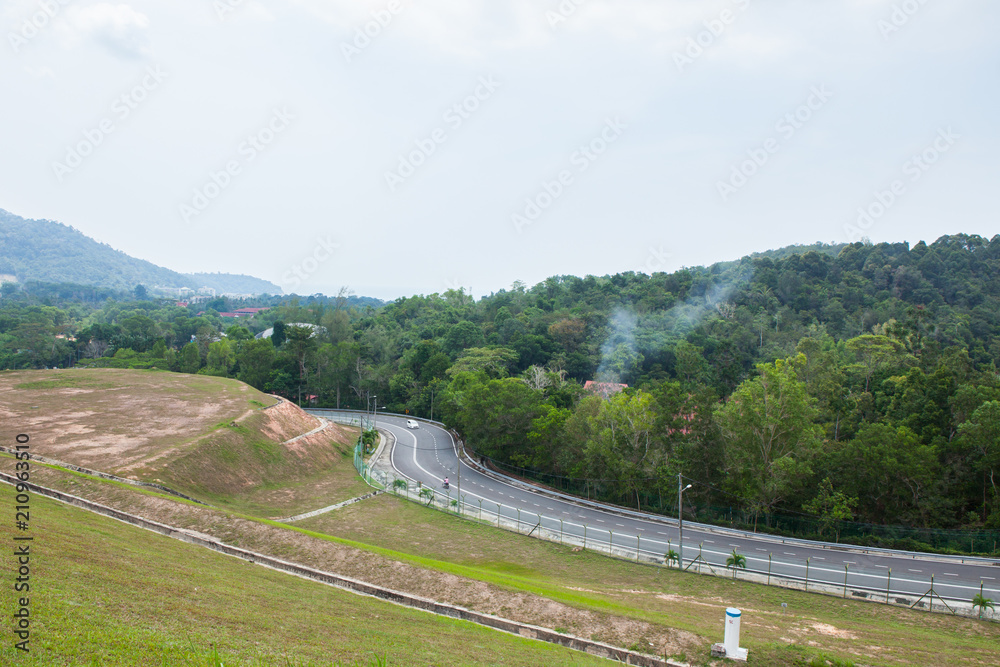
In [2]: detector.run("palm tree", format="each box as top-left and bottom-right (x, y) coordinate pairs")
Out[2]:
(665, 549), (680, 568)
(392, 479), (407, 494)
(419, 488), (435, 506)
(972, 593), (994, 620)
(726, 549), (747, 580)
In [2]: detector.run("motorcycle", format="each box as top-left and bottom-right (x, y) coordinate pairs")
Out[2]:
(443, 478), (450, 489)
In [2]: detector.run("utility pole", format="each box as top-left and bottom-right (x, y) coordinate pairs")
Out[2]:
(678, 474), (692, 570)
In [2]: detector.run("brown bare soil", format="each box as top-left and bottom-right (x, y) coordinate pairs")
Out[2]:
(1, 369), (368, 516)
(0, 368), (269, 471)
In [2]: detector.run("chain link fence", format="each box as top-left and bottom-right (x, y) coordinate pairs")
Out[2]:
(348, 440), (999, 622)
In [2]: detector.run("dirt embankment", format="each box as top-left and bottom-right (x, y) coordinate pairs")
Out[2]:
(1, 369), (359, 505)
(0, 369), (269, 472)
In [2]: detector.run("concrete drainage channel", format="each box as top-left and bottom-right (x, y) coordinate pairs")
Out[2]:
(0, 473), (686, 667)
(0, 446), (209, 506)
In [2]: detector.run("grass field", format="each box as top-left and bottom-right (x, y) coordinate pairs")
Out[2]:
(5, 368), (999, 666)
(298, 494), (1000, 666)
(19, 460), (1000, 666)
(0, 484), (613, 667)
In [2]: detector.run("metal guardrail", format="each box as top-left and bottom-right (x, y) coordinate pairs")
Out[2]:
(339, 421), (1000, 621)
(311, 408), (1000, 567)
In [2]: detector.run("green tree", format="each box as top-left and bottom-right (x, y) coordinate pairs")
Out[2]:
(846, 334), (911, 393)
(718, 355), (821, 526)
(726, 549), (747, 579)
(446, 347), (518, 379)
(958, 401), (1000, 516)
(284, 325), (318, 404)
(205, 339), (236, 376)
(802, 477), (857, 541)
(271, 321), (287, 348)
(236, 338), (274, 390)
(834, 423), (939, 526)
(972, 593), (994, 620)
(225, 325), (253, 341)
(179, 342), (201, 374)
(585, 390), (659, 509)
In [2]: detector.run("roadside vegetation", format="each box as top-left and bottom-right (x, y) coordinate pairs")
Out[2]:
(3, 236), (1000, 551)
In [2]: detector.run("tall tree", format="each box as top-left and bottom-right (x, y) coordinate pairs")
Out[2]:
(718, 355), (822, 525)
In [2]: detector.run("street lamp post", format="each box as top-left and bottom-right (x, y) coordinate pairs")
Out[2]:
(678, 474), (693, 570)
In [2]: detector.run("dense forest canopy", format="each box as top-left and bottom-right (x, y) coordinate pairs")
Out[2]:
(3, 234), (999, 552)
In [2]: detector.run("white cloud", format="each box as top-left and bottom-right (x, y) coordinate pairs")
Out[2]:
(58, 3), (150, 59)
(23, 64), (56, 79)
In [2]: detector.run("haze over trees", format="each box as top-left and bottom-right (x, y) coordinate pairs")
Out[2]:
(0, 208), (281, 294)
(3, 234), (1000, 550)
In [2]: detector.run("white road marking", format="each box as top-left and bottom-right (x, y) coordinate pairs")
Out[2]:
(909, 569), (922, 573)
(784, 552), (796, 556)
(944, 573), (958, 577)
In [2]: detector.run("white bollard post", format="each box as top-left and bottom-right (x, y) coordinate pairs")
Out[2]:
(722, 607), (748, 661)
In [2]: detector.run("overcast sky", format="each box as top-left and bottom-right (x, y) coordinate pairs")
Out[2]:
(2, 1), (996, 300)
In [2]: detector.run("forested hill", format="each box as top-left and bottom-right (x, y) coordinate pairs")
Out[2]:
(0, 209), (281, 294)
(5, 232), (1000, 548)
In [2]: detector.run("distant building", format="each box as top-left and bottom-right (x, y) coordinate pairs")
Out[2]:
(256, 323), (327, 339)
(583, 381), (628, 399)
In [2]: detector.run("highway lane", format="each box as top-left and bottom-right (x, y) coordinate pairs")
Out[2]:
(313, 410), (1000, 604)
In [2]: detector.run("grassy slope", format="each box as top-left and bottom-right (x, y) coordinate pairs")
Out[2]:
(0, 484), (610, 667)
(0, 369), (370, 516)
(20, 461), (1000, 667)
(298, 495), (1000, 667)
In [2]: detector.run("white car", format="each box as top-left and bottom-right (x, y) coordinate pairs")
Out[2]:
(406, 419), (419, 429)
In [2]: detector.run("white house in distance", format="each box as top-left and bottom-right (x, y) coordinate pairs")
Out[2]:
(255, 323), (326, 340)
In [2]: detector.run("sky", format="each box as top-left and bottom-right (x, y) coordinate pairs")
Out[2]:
(1, 0), (997, 301)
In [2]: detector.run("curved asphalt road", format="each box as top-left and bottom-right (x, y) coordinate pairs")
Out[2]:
(313, 410), (1000, 605)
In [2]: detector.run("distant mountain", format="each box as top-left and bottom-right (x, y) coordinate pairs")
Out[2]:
(184, 272), (283, 296)
(0, 209), (282, 295)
